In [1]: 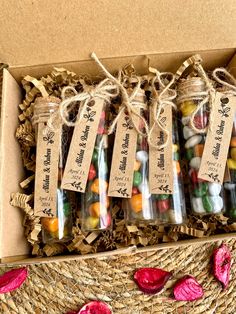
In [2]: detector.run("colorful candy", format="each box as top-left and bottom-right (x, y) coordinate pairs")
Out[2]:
(180, 100), (196, 117)
(224, 122), (236, 219)
(41, 217), (59, 233)
(178, 76), (224, 216)
(88, 164), (96, 181)
(81, 107), (112, 231)
(133, 171), (142, 187)
(129, 194), (143, 213)
(33, 97), (74, 244)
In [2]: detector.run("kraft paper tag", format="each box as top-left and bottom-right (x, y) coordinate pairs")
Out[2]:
(149, 104), (173, 194)
(108, 110), (139, 198)
(34, 123), (61, 217)
(198, 92), (236, 184)
(61, 98), (104, 192)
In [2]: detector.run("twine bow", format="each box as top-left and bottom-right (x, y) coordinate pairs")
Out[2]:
(91, 52), (149, 136)
(212, 68), (236, 96)
(60, 78), (118, 127)
(148, 70), (177, 149)
(177, 54), (215, 133)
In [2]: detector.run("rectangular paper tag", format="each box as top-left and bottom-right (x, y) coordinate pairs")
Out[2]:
(149, 104), (173, 194)
(61, 98), (104, 192)
(198, 92), (236, 184)
(34, 123), (61, 217)
(108, 110), (139, 198)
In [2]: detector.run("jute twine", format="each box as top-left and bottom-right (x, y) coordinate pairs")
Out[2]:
(0, 239), (236, 314)
(176, 54), (215, 134)
(148, 70), (177, 149)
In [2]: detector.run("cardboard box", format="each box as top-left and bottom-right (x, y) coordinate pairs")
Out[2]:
(0, 0), (236, 265)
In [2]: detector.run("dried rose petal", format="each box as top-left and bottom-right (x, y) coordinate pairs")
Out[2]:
(79, 301), (112, 314)
(0, 267), (28, 294)
(134, 267), (172, 294)
(212, 244), (231, 289)
(173, 275), (204, 301)
(67, 312), (78, 314)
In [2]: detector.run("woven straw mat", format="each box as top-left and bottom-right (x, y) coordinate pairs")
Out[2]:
(0, 239), (235, 314)
(1, 67), (236, 314)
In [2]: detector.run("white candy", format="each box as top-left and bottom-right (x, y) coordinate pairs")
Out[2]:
(136, 150), (148, 163)
(183, 126), (196, 140)
(190, 157), (201, 170)
(224, 183), (236, 190)
(208, 182), (222, 196)
(181, 116), (190, 126)
(185, 135), (202, 149)
(192, 197), (205, 214)
(138, 180), (151, 198)
(209, 196), (223, 214)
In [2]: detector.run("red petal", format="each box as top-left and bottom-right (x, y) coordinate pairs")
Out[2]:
(134, 267), (172, 294)
(0, 267), (28, 294)
(173, 275), (204, 301)
(79, 301), (112, 314)
(212, 244), (231, 289)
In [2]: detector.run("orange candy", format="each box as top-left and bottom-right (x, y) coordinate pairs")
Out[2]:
(130, 194), (143, 213)
(134, 160), (141, 171)
(174, 161), (181, 174)
(230, 137), (236, 147)
(194, 144), (204, 157)
(89, 202), (101, 217)
(41, 217), (59, 233)
(89, 201), (108, 217)
(91, 178), (108, 194)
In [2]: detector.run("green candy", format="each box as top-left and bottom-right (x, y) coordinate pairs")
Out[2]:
(194, 183), (208, 197)
(186, 148), (194, 161)
(173, 152), (180, 161)
(133, 171), (142, 187)
(202, 195), (213, 213)
(229, 208), (236, 219)
(92, 149), (99, 163)
(158, 194), (170, 200)
(63, 202), (71, 217)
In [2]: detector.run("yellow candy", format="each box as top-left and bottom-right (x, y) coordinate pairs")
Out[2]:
(180, 101), (196, 117)
(231, 148), (236, 161)
(134, 159), (141, 171)
(172, 144), (179, 153)
(227, 158), (236, 170)
(85, 216), (99, 229)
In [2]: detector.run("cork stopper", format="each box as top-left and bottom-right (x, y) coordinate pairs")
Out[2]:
(178, 77), (206, 93)
(33, 96), (61, 125)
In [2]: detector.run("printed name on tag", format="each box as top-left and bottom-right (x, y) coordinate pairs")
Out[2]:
(61, 98), (104, 192)
(198, 92), (236, 184)
(149, 104), (173, 194)
(34, 123), (61, 217)
(108, 109), (139, 198)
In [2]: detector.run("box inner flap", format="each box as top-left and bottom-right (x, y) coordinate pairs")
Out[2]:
(0, 69), (30, 259)
(0, 0), (236, 67)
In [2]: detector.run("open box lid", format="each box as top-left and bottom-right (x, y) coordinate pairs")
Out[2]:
(0, 0), (236, 68)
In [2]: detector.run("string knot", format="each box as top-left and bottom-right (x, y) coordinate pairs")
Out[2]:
(91, 52), (150, 136)
(148, 71), (176, 149)
(60, 78), (118, 127)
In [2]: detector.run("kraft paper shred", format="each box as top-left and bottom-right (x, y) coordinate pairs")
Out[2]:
(10, 67), (236, 258)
